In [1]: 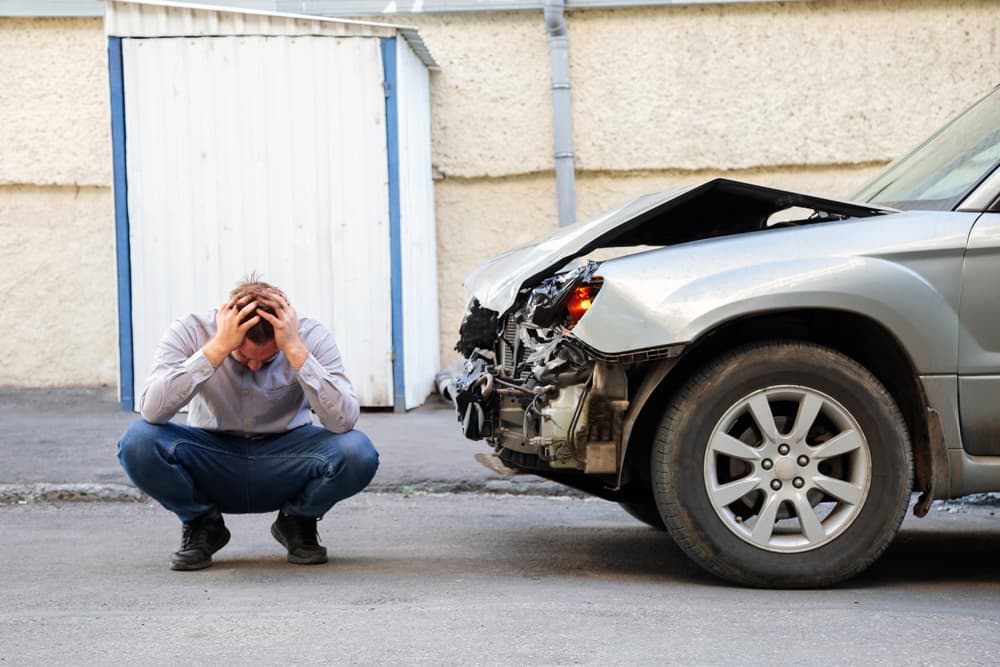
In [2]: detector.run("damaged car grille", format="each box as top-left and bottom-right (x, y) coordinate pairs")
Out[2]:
(500, 316), (518, 376)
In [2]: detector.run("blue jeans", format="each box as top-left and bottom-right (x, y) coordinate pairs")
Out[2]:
(117, 421), (379, 523)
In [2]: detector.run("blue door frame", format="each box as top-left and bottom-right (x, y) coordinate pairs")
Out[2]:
(381, 37), (407, 412)
(108, 36), (134, 412)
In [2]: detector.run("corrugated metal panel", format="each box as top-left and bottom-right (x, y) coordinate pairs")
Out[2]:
(396, 36), (440, 410)
(396, 27), (439, 70)
(123, 35), (395, 406)
(104, 1), (438, 69)
(107, 0), (393, 37)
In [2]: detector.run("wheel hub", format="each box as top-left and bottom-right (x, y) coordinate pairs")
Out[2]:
(773, 457), (797, 480)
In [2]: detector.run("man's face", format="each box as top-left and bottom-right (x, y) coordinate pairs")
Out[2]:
(231, 339), (279, 372)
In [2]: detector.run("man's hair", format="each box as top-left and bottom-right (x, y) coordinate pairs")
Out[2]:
(230, 273), (284, 345)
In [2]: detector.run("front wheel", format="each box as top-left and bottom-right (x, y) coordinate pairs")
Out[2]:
(653, 341), (912, 588)
(618, 499), (667, 530)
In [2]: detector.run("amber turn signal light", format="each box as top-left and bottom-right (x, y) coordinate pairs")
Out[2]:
(566, 284), (598, 327)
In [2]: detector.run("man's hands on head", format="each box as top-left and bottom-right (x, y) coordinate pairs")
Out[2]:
(257, 289), (310, 369)
(202, 289), (309, 369)
(203, 296), (261, 366)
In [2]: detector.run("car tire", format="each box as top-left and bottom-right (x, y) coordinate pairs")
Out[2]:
(618, 500), (667, 530)
(652, 341), (912, 588)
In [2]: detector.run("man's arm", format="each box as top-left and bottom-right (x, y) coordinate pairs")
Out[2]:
(139, 319), (215, 423)
(257, 290), (359, 432)
(295, 323), (361, 433)
(140, 298), (261, 423)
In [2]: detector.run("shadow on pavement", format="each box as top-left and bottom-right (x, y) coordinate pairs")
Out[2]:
(857, 526), (1000, 586)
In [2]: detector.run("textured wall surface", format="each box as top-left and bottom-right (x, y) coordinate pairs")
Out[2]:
(0, 186), (118, 386)
(435, 175), (558, 359)
(0, 18), (117, 387)
(394, 0), (1000, 178)
(0, 18), (110, 186)
(2, 2), (998, 385)
(399, 11), (555, 178)
(569, 0), (1000, 171)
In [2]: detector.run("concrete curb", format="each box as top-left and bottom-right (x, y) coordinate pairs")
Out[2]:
(0, 479), (582, 505)
(366, 479), (586, 497)
(0, 483), (144, 503)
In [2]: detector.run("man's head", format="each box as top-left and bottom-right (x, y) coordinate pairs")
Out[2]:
(231, 338), (279, 372)
(229, 276), (286, 345)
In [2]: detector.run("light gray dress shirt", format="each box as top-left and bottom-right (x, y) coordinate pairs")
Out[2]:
(139, 310), (359, 435)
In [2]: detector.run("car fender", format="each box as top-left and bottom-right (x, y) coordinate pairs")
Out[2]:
(571, 247), (962, 375)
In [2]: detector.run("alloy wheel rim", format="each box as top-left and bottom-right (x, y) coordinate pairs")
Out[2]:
(703, 385), (872, 553)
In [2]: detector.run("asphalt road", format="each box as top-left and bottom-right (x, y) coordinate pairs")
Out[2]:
(2, 494), (998, 665)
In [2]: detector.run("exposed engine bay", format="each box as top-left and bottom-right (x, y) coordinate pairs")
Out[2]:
(454, 261), (631, 477)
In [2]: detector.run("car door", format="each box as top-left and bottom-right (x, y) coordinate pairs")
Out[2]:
(958, 207), (1000, 456)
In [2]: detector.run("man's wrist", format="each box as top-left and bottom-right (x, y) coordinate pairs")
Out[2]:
(202, 340), (230, 367)
(284, 342), (310, 369)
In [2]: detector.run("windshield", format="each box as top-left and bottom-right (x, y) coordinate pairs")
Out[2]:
(854, 87), (1000, 211)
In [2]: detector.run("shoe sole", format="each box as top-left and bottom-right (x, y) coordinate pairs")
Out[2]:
(170, 558), (213, 571)
(287, 552), (328, 565)
(270, 522), (328, 565)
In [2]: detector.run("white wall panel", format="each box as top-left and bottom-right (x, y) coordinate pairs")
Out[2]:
(123, 35), (394, 406)
(396, 37), (439, 409)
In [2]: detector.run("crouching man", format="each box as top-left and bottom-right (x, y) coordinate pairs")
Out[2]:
(117, 277), (379, 570)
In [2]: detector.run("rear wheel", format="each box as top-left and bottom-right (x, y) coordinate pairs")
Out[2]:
(653, 341), (912, 588)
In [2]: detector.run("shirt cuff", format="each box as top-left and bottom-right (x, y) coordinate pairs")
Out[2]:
(295, 353), (324, 390)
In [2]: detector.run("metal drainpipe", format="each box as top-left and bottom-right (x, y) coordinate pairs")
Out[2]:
(544, 0), (577, 226)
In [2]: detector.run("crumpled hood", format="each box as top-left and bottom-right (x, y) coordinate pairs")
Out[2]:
(464, 178), (892, 314)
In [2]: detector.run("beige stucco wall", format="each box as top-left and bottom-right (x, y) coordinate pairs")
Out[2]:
(399, 0), (1000, 180)
(2, 1), (998, 386)
(0, 18), (110, 186)
(568, 0), (999, 171)
(0, 186), (118, 386)
(1, 17), (117, 387)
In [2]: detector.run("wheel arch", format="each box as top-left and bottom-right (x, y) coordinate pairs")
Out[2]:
(621, 308), (941, 503)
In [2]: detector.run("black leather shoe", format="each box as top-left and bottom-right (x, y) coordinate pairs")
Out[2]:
(170, 511), (231, 571)
(270, 511), (328, 564)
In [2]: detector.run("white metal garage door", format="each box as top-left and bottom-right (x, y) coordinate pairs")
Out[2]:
(122, 35), (394, 406)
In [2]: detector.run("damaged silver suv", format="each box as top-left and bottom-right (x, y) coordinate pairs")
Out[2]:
(453, 85), (1000, 587)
